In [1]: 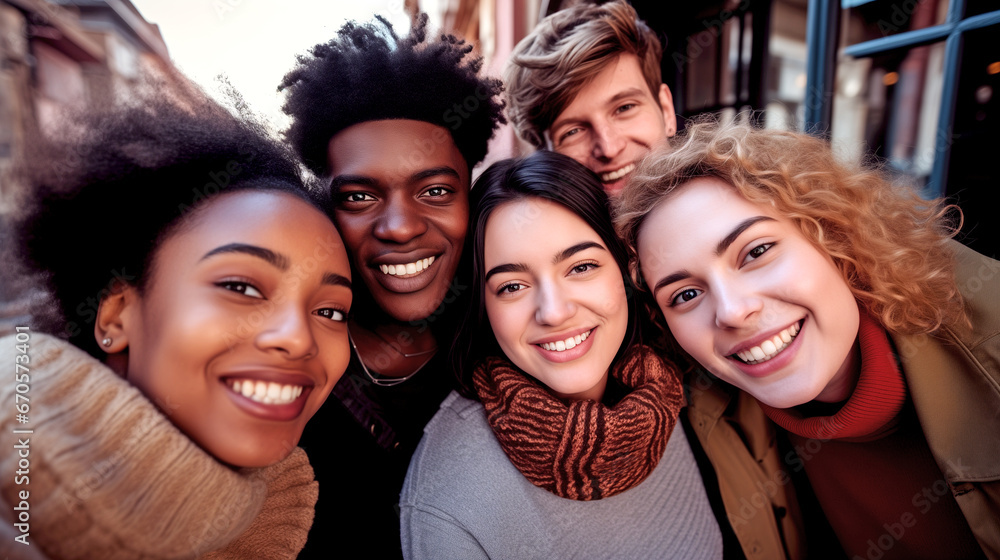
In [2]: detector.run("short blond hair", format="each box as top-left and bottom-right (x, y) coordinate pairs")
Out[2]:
(504, 0), (663, 148)
(615, 118), (966, 335)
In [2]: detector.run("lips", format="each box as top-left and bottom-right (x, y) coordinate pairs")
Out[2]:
(222, 372), (315, 421)
(227, 378), (304, 405)
(731, 321), (802, 365)
(378, 256), (435, 278)
(532, 327), (597, 363)
(599, 162), (636, 183)
(368, 252), (444, 294)
(538, 329), (592, 352)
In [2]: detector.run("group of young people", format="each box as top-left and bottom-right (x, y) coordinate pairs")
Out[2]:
(1, 1), (997, 559)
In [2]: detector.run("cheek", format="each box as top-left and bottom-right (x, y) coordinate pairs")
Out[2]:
(434, 212), (469, 248)
(664, 314), (709, 362)
(485, 300), (521, 353)
(331, 214), (368, 254)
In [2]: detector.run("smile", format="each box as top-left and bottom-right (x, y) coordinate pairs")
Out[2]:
(600, 162), (635, 183)
(378, 256), (435, 278)
(733, 322), (801, 365)
(227, 379), (305, 406)
(538, 329), (592, 352)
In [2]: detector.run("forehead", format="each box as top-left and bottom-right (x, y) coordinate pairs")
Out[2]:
(167, 190), (345, 265)
(327, 119), (469, 182)
(484, 198), (600, 263)
(557, 53), (653, 117)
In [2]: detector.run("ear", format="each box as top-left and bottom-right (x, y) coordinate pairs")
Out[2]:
(658, 84), (678, 137)
(94, 284), (139, 359)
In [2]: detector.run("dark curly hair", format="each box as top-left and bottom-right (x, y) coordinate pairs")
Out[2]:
(6, 93), (325, 358)
(278, 13), (505, 176)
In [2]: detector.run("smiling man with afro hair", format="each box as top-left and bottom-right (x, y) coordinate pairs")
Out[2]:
(279, 13), (504, 176)
(277, 13), (504, 559)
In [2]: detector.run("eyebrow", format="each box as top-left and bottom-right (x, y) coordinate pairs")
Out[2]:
(201, 243), (289, 270)
(485, 241), (606, 282)
(320, 272), (352, 289)
(549, 87), (650, 133)
(715, 216), (775, 256)
(650, 216), (776, 298)
(329, 166), (462, 193)
(201, 244), (351, 289)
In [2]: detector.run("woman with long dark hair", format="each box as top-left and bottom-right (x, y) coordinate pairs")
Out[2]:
(399, 151), (722, 559)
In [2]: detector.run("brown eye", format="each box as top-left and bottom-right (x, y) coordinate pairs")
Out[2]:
(218, 281), (264, 299)
(316, 308), (347, 322)
(669, 288), (701, 307)
(742, 242), (774, 266)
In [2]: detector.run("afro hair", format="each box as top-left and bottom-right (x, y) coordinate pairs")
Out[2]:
(6, 92), (323, 358)
(278, 13), (505, 176)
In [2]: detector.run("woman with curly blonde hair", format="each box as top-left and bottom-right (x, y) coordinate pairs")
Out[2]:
(616, 119), (999, 560)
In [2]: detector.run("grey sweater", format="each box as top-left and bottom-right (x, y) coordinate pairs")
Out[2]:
(400, 391), (723, 560)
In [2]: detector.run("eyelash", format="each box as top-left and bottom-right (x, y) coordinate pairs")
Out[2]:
(493, 261), (599, 296)
(665, 242), (775, 307)
(421, 186), (453, 198)
(315, 308), (348, 323)
(218, 279), (348, 322)
(668, 288), (702, 308)
(570, 261), (599, 274)
(218, 278), (263, 299)
(495, 282), (523, 296)
(742, 242), (775, 266)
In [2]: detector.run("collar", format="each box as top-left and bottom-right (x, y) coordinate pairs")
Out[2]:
(758, 309), (907, 442)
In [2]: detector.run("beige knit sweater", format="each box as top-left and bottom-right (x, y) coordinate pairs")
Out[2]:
(0, 333), (318, 559)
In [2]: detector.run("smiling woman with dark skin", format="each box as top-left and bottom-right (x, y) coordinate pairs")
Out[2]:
(278, 12), (504, 558)
(0, 95), (352, 559)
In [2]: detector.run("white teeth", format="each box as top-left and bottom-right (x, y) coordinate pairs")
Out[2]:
(600, 162), (636, 182)
(540, 330), (591, 352)
(735, 322), (801, 365)
(379, 256), (435, 277)
(227, 379), (305, 405)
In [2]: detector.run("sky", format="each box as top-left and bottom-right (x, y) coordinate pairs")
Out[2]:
(130, 0), (413, 130)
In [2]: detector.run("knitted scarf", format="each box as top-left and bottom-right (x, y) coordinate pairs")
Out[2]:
(473, 345), (684, 501)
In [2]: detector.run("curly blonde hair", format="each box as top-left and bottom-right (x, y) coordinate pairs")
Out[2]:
(614, 117), (966, 336)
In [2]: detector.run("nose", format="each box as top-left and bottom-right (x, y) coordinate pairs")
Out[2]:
(373, 194), (428, 244)
(592, 122), (626, 162)
(712, 280), (763, 329)
(254, 303), (318, 360)
(534, 281), (576, 326)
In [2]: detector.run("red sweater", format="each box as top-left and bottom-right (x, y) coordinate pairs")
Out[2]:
(761, 311), (985, 559)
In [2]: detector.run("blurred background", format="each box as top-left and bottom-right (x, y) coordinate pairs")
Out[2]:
(1, 0), (998, 330)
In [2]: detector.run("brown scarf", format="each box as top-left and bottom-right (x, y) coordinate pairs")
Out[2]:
(473, 345), (684, 501)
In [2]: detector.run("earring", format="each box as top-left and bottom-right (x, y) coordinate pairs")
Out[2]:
(102, 337), (113, 348)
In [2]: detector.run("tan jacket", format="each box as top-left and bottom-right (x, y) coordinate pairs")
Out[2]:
(0, 334), (318, 560)
(687, 241), (1000, 560)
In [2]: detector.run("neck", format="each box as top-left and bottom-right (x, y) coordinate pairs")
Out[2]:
(350, 319), (438, 379)
(814, 333), (863, 404)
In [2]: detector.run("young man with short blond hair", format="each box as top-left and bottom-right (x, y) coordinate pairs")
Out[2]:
(505, 0), (677, 196)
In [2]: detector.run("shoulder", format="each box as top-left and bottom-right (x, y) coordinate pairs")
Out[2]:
(400, 391), (521, 508)
(948, 240), (1000, 349)
(403, 392), (498, 479)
